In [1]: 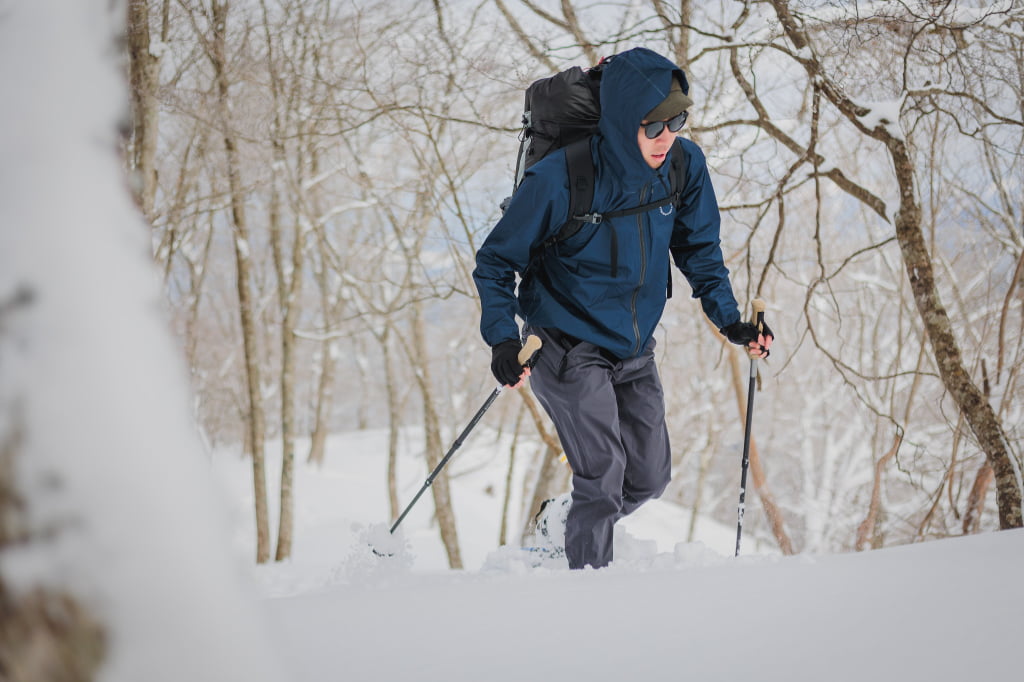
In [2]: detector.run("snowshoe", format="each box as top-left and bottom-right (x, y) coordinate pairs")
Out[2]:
(523, 492), (572, 559)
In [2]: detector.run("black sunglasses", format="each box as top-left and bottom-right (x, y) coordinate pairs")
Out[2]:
(642, 111), (689, 139)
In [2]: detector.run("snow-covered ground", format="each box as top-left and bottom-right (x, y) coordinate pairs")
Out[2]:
(211, 427), (767, 591)
(269, 530), (1022, 682)
(214, 430), (1024, 682)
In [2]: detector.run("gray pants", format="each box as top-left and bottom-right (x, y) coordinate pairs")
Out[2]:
(527, 327), (671, 569)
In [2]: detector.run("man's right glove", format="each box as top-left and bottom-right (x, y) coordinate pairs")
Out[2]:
(721, 320), (774, 357)
(490, 339), (525, 387)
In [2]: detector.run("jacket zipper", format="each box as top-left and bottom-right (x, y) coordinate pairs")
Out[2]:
(630, 183), (650, 356)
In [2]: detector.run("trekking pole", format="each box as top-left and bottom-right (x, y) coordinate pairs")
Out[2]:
(387, 334), (542, 537)
(735, 299), (766, 557)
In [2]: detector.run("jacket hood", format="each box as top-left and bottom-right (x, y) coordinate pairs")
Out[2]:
(597, 47), (689, 184)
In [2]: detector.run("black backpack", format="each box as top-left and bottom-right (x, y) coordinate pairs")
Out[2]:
(501, 56), (688, 254)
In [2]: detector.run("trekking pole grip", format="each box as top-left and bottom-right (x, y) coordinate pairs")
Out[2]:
(749, 299), (767, 378)
(751, 298), (766, 330)
(519, 334), (542, 365)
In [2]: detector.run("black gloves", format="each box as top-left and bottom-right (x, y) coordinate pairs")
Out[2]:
(490, 340), (526, 386)
(721, 320), (774, 356)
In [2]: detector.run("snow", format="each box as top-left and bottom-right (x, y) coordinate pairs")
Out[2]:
(2, 2), (1022, 682)
(209, 426), (769, 588)
(268, 529), (1023, 682)
(856, 95), (906, 141)
(212, 429), (1024, 682)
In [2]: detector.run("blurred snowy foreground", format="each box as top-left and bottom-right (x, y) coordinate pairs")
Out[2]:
(213, 432), (1024, 682)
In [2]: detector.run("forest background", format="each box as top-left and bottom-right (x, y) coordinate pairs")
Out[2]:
(121, 0), (1024, 567)
(116, 0), (1024, 568)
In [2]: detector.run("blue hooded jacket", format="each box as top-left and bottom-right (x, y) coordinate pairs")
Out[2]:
(474, 47), (741, 359)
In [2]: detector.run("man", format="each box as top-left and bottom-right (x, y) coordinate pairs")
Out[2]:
(473, 47), (772, 569)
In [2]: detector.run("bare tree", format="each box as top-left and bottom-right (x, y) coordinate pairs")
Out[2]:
(204, 0), (272, 562)
(765, 0), (1022, 529)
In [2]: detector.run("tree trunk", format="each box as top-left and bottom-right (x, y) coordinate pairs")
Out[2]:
(963, 461), (994, 534)
(306, 250), (336, 468)
(270, 183), (303, 562)
(307, 335), (335, 466)
(261, 6), (303, 560)
(273, 236), (301, 561)
(209, 0), (271, 563)
(306, 148), (336, 467)
(380, 328), (403, 521)
(125, 0), (159, 218)
(888, 140), (1023, 529)
(686, 421), (715, 543)
(499, 406), (525, 547)
(651, 0), (691, 71)
(411, 303), (462, 568)
(856, 431), (903, 551)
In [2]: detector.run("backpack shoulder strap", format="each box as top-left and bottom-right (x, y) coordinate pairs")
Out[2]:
(667, 138), (688, 205)
(548, 138), (595, 245)
(574, 138), (690, 225)
(545, 137), (689, 249)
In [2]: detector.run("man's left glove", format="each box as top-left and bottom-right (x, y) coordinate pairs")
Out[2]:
(721, 320), (774, 357)
(490, 339), (525, 387)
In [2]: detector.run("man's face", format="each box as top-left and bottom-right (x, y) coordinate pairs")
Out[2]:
(637, 118), (678, 168)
